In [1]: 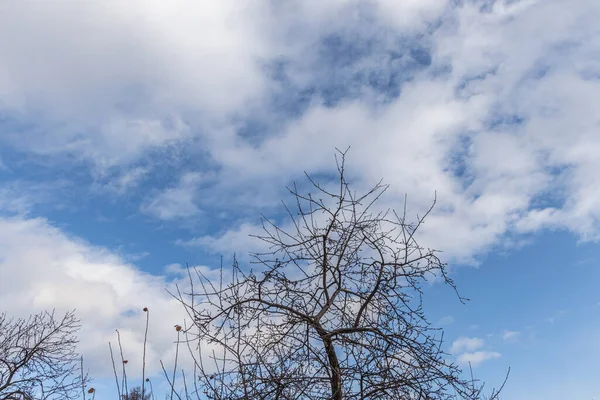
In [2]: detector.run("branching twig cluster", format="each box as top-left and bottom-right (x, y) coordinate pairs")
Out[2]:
(170, 151), (507, 400)
(0, 310), (89, 400)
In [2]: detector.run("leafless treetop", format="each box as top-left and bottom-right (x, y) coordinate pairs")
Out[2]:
(0, 309), (88, 400)
(174, 151), (506, 400)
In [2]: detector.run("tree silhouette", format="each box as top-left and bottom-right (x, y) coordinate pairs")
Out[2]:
(174, 151), (507, 399)
(122, 386), (151, 400)
(0, 310), (89, 400)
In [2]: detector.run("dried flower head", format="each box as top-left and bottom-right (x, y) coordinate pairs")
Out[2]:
(145, 378), (150, 382)
(175, 325), (182, 332)
(143, 307), (148, 312)
(123, 360), (128, 364)
(88, 388), (95, 393)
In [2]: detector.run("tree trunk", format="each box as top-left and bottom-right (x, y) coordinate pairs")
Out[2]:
(318, 329), (342, 400)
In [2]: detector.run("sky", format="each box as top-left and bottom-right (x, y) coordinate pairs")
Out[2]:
(0, 0), (599, 398)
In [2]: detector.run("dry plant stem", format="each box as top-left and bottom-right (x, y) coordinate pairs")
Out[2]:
(142, 309), (150, 399)
(116, 329), (128, 398)
(108, 342), (121, 399)
(181, 369), (189, 400)
(171, 330), (180, 400)
(160, 361), (182, 400)
(147, 379), (156, 400)
(80, 356), (85, 400)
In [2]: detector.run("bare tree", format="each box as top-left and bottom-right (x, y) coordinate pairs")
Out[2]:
(0, 310), (89, 400)
(175, 152), (506, 400)
(122, 386), (152, 400)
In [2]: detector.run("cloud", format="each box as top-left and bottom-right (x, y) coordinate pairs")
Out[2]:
(0, 179), (73, 217)
(172, 0), (600, 263)
(451, 336), (501, 367)
(0, 186), (32, 216)
(437, 315), (455, 326)
(3, 0), (600, 262)
(450, 336), (485, 354)
(546, 310), (567, 324)
(503, 330), (521, 341)
(0, 1), (267, 168)
(0, 0), (444, 171)
(0, 215), (189, 379)
(177, 222), (268, 255)
(94, 167), (150, 196)
(141, 172), (203, 220)
(456, 351), (501, 367)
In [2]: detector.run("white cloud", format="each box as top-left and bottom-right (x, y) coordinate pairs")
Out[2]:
(0, 0), (444, 171)
(451, 336), (501, 367)
(0, 1), (267, 168)
(436, 0), (600, 239)
(180, 0), (600, 262)
(0, 187), (31, 216)
(450, 336), (485, 354)
(0, 180), (72, 217)
(178, 222), (267, 255)
(2, 0), (600, 261)
(0, 216), (190, 379)
(457, 351), (501, 367)
(141, 172), (203, 220)
(95, 167), (150, 196)
(503, 330), (521, 341)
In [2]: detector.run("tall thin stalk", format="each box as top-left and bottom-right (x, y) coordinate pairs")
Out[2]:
(142, 307), (150, 399)
(108, 342), (121, 399)
(171, 327), (181, 400)
(80, 356), (85, 400)
(116, 329), (129, 398)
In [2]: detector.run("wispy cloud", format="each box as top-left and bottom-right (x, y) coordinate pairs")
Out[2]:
(451, 336), (500, 367)
(95, 167), (149, 196)
(456, 351), (501, 367)
(450, 336), (485, 354)
(141, 172), (203, 220)
(547, 310), (567, 324)
(437, 315), (455, 326)
(502, 330), (521, 341)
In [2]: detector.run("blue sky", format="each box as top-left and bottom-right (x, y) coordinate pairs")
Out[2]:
(1, 0), (599, 398)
